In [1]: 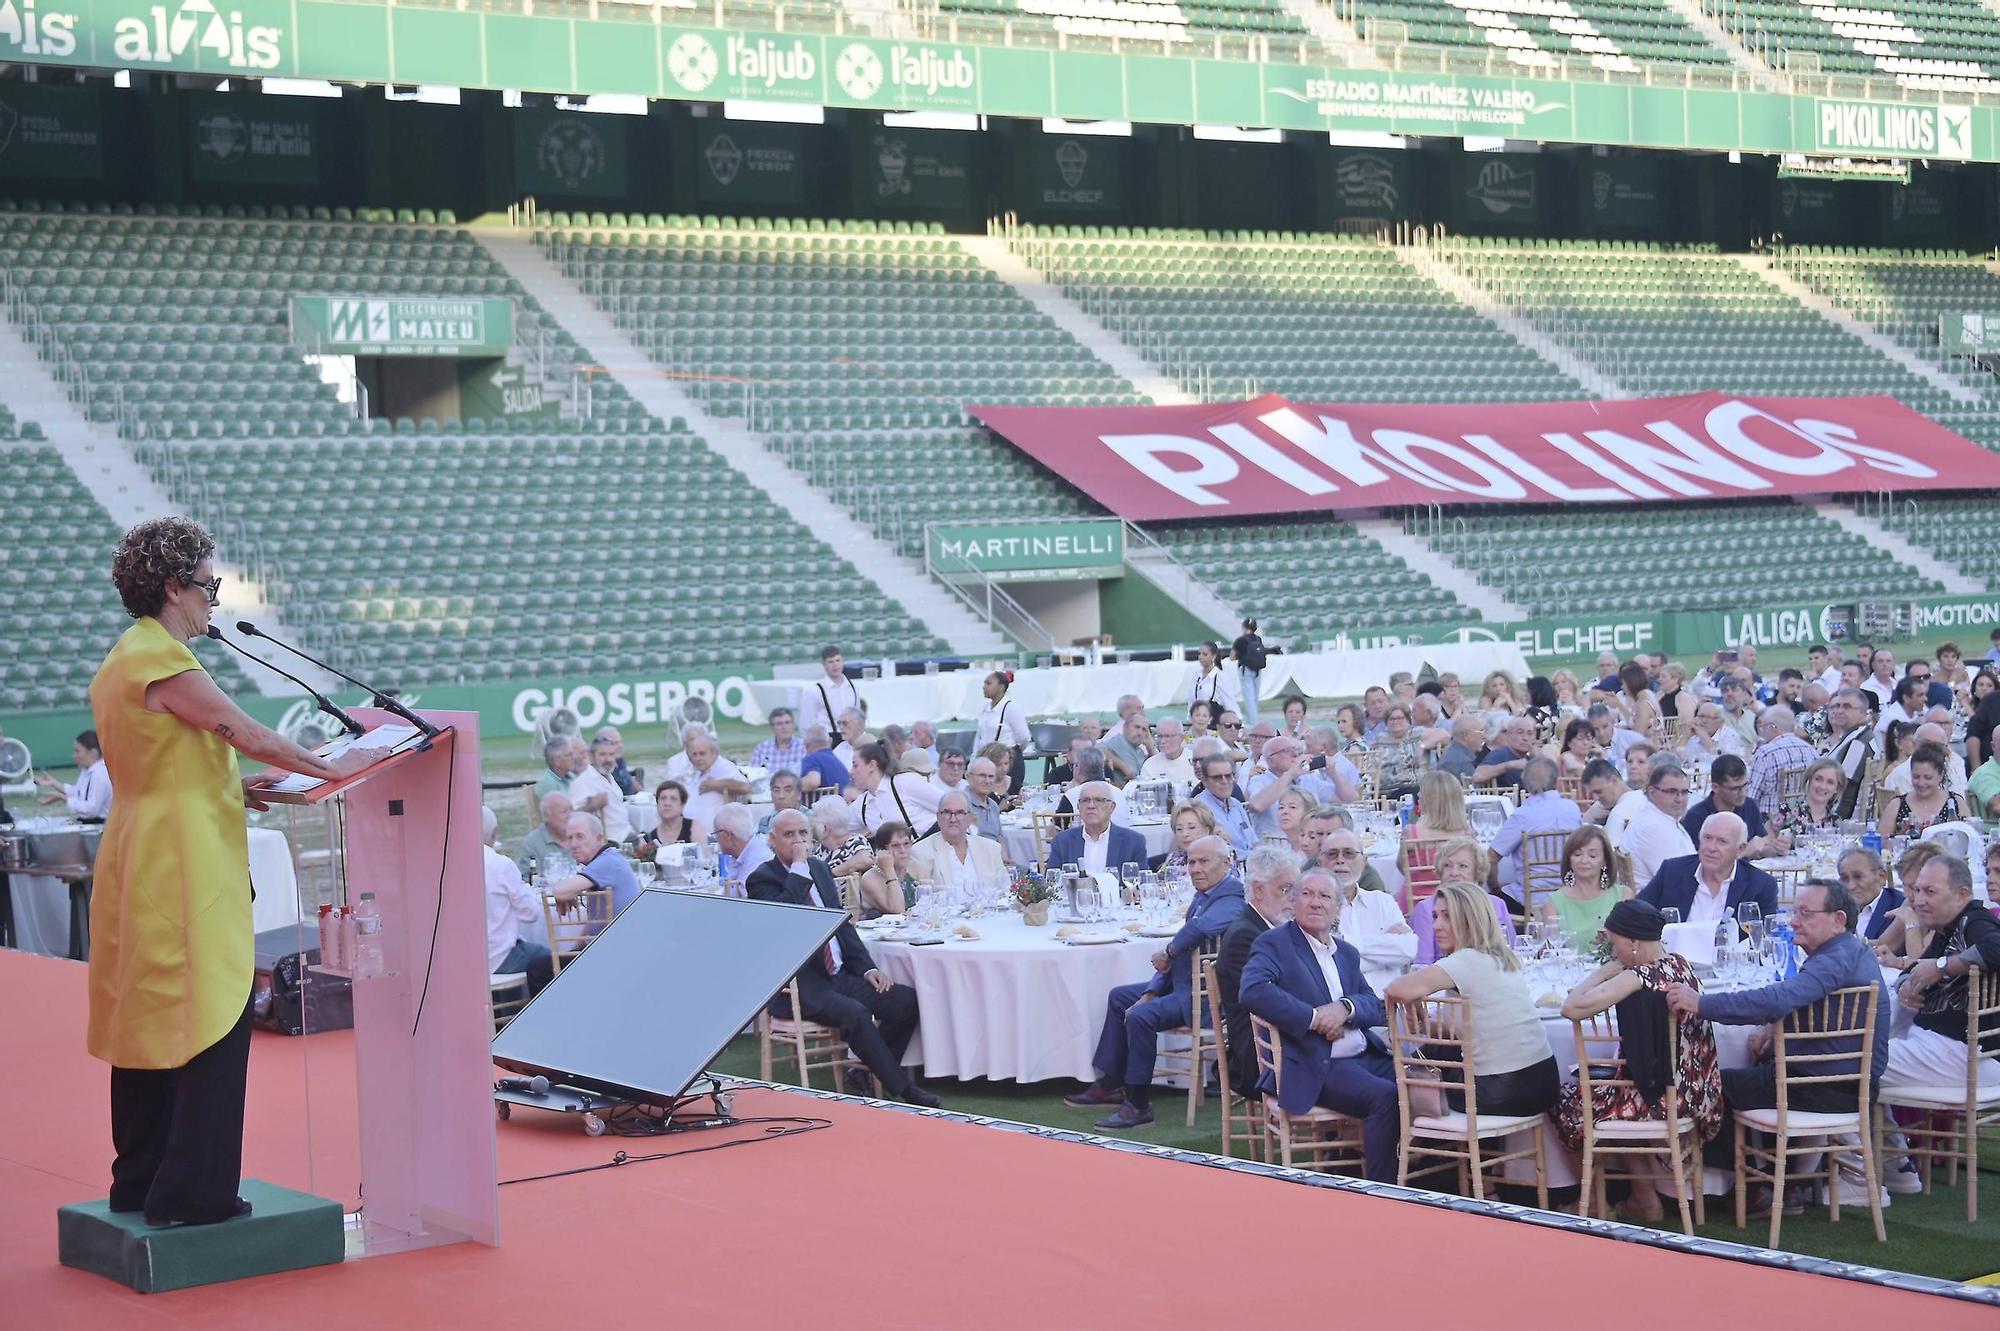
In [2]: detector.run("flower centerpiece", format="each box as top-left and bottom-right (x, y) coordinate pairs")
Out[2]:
(1011, 870), (1060, 926)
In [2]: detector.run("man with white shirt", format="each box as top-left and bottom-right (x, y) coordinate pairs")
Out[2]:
(906, 720), (940, 771)
(1586, 702), (1643, 771)
(799, 644), (860, 740)
(567, 736), (631, 844)
(671, 729), (749, 831)
(1138, 717), (1197, 793)
(481, 806), (552, 996)
(883, 750), (943, 839)
(709, 803), (772, 891)
(1319, 831), (1416, 995)
(832, 708), (872, 772)
(910, 791), (1005, 890)
(1808, 644), (1843, 696)
(1638, 810), (1778, 927)
(1300, 727), (1362, 806)
(1873, 675), (1926, 740)
(930, 747), (970, 799)
(1719, 676), (1761, 752)
(1862, 648), (1898, 708)
(38, 730), (111, 820)
(1048, 781), (1149, 875)
(745, 810), (939, 1108)
(1581, 758), (1640, 838)
(1620, 759), (1696, 891)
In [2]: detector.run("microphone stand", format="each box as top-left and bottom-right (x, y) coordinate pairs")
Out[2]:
(206, 627), (365, 736)
(235, 620), (441, 742)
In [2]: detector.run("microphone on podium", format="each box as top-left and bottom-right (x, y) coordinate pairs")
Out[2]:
(205, 626), (365, 736)
(235, 619), (441, 738)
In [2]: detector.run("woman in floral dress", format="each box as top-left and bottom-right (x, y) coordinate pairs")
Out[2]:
(1553, 900), (1724, 1221)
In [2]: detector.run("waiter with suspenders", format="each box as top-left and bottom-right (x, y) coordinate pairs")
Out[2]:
(801, 644), (861, 741)
(975, 670), (1031, 795)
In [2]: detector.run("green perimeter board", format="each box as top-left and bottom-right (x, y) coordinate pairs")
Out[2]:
(0, 7), (1993, 160)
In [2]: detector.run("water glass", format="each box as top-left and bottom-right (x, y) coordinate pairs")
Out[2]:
(1076, 881), (1103, 924)
(1660, 907), (1681, 927)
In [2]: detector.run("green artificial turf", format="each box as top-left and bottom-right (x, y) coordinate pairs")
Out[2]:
(704, 1036), (2000, 1285)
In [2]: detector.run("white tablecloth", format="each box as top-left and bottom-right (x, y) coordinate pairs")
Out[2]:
(9, 826), (297, 956)
(745, 642), (1532, 728)
(867, 912), (1161, 1083)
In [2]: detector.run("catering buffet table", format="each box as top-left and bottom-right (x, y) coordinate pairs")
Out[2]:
(744, 642), (1533, 729)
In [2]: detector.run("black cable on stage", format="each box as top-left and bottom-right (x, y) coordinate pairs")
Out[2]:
(409, 726), (456, 1037)
(498, 1114), (834, 1188)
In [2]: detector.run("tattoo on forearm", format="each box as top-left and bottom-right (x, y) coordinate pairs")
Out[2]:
(215, 722), (237, 739)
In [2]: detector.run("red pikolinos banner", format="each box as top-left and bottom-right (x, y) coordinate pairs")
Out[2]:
(969, 392), (2000, 520)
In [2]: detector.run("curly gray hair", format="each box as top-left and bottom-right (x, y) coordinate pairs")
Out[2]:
(111, 516), (214, 619)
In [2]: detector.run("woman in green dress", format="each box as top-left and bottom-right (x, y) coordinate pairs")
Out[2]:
(1543, 824), (1632, 950)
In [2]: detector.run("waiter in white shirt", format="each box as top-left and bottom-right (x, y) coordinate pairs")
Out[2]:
(1187, 641), (1238, 719)
(799, 644), (861, 740)
(38, 730), (113, 820)
(974, 669), (1031, 792)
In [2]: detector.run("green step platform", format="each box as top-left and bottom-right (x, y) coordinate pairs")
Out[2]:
(58, 1178), (344, 1293)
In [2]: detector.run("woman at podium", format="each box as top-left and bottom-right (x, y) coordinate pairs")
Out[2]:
(89, 518), (367, 1227)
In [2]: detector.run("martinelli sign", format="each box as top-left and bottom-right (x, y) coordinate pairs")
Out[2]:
(291, 295), (514, 357)
(970, 392), (2000, 521)
(926, 519), (1126, 582)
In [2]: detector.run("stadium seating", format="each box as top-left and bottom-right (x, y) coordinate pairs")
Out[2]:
(920, 0), (1313, 49)
(1013, 227), (1587, 404)
(0, 443), (249, 712)
(137, 431), (947, 685)
(1347, 0), (1732, 73)
(0, 405), (41, 441)
(1767, 247), (2000, 457)
(1411, 500), (1947, 617)
(1711, 0), (1999, 93)
(1870, 493), (2000, 590)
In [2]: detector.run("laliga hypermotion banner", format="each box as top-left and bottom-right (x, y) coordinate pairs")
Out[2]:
(969, 392), (2000, 520)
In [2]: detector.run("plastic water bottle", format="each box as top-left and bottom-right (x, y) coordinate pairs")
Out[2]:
(1771, 920), (1798, 980)
(717, 850), (736, 897)
(1861, 828), (1882, 856)
(351, 892), (385, 979)
(1398, 794), (1414, 829)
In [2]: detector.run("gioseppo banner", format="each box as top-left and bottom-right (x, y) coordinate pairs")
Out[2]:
(970, 392), (2000, 521)
(1941, 312), (2000, 355)
(2, 8), (1996, 161)
(291, 296), (514, 356)
(927, 519), (1125, 582)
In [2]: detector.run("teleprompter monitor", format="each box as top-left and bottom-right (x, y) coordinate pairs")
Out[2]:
(491, 889), (845, 1104)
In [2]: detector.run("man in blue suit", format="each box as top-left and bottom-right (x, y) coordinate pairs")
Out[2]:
(1240, 869), (1400, 1181)
(1046, 782), (1151, 877)
(1638, 809), (1778, 927)
(1065, 835), (1245, 1128)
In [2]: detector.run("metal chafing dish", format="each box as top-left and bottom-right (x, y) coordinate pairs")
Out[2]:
(1, 817), (103, 873)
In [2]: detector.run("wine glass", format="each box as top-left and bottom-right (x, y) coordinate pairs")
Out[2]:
(1736, 901), (1761, 940)
(1075, 879), (1102, 925)
(1659, 906), (1681, 928)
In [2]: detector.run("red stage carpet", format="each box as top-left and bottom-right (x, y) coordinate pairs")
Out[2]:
(0, 949), (1990, 1327)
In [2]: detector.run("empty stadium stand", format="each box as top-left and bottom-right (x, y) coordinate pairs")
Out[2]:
(1351, 0), (1733, 73)
(1870, 493), (2000, 590)
(1702, 0), (1999, 93)
(2, 443), (250, 712)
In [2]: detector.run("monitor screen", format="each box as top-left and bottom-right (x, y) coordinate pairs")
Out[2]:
(491, 889), (844, 1104)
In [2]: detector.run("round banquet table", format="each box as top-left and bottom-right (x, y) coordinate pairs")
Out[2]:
(865, 912), (1163, 1083)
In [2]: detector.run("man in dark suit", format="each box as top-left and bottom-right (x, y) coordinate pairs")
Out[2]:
(1837, 845), (1905, 940)
(746, 810), (941, 1108)
(1064, 835), (1245, 1129)
(1240, 871), (1400, 1182)
(1638, 809), (1778, 927)
(1046, 781), (1150, 875)
(1215, 846), (1295, 1099)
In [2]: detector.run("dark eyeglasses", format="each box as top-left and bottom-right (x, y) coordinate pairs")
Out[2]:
(190, 574), (222, 605)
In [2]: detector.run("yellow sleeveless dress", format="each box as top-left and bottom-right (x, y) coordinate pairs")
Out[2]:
(86, 617), (252, 1070)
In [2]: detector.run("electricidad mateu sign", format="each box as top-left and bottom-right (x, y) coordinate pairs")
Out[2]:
(291, 296), (514, 357)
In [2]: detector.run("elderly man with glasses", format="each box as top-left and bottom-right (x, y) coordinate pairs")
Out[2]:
(1048, 781), (1149, 876)
(1821, 687), (1876, 820)
(1139, 717), (1196, 792)
(1317, 827), (1415, 995)
(1066, 835), (1244, 1128)
(910, 790), (1005, 890)
(1194, 755), (1258, 855)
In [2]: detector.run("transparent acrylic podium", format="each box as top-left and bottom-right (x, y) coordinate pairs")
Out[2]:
(268, 707), (499, 1258)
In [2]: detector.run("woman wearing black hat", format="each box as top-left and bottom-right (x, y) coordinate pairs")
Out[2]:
(1553, 899), (1724, 1222)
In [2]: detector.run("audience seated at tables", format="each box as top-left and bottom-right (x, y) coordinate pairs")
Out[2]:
(1436, 714), (1486, 782)
(549, 811), (640, 913)
(1617, 759), (1697, 890)
(1318, 827), (1417, 996)
(798, 725), (850, 796)
(1638, 810), (1779, 928)
(1215, 847), (1297, 1101)
(1310, 808), (1391, 898)
(568, 736), (631, 844)
(1276, 789), (1321, 862)
(1101, 711), (1154, 784)
(1245, 735), (1317, 839)
(1745, 706), (1817, 814)
(1543, 825), (1633, 950)
(1048, 781), (1149, 876)
(759, 770), (801, 835)
(1553, 899), (1723, 1221)
(1835, 846), (1903, 942)
(633, 781), (695, 857)
(1878, 855), (2000, 1096)
(517, 791), (571, 878)
(535, 735), (576, 798)
(1409, 839), (1519, 964)
(1241, 868), (1401, 1181)
(1400, 770), (1470, 881)
(965, 756), (1009, 849)
(752, 707), (807, 776)
(1473, 715), (1540, 790)
(1876, 740), (1964, 842)
(1821, 688), (1876, 821)
(709, 802), (772, 890)
(1156, 800), (1217, 875)
(747, 811), (939, 1108)
(910, 791), (1005, 890)
(1681, 754), (1779, 858)
(1664, 878), (1888, 1207)
(1386, 880), (1562, 1118)
(860, 820), (917, 917)
(482, 805), (553, 997)
(1066, 836), (1244, 1129)
(809, 795), (874, 878)
(1580, 757), (1644, 844)
(1772, 758), (1846, 842)
(664, 727), (749, 834)
(1138, 716), (1196, 791)
(1194, 754), (1258, 855)
(1488, 756), (1581, 913)
(931, 747), (970, 799)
